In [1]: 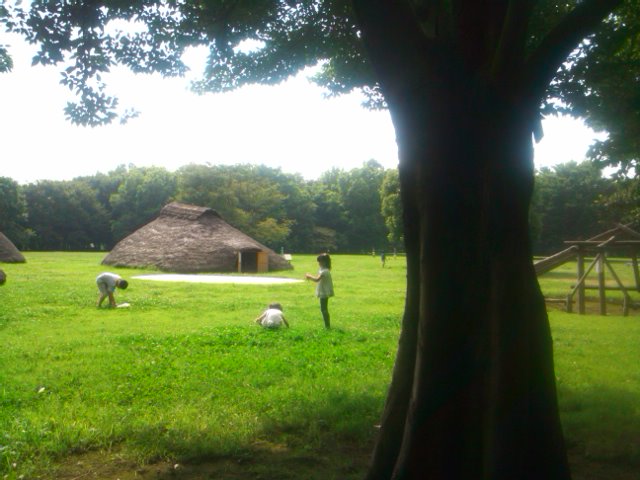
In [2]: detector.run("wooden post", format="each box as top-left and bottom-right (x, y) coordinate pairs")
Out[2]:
(567, 255), (600, 315)
(577, 249), (585, 314)
(632, 251), (640, 292)
(597, 252), (606, 315)
(603, 256), (632, 317)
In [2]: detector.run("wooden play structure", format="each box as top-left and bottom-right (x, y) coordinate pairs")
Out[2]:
(534, 224), (640, 316)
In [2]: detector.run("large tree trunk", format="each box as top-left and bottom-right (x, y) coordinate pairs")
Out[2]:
(364, 63), (570, 480)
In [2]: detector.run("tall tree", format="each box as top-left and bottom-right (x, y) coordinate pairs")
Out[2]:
(379, 168), (403, 250)
(0, 176), (28, 248)
(23, 180), (110, 250)
(311, 168), (350, 251)
(531, 161), (614, 254)
(109, 166), (177, 241)
(251, 165), (317, 253)
(6, 1), (631, 478)
(341, 160), (388, 252)
(175, 163), (299, 248)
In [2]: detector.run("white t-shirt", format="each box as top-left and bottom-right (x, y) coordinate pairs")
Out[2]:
(259, 308), (285, 328)
(315, 268), (334, 298)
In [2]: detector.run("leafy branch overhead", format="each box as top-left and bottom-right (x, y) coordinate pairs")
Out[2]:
(3, 1), (377, 124)
(2, 1), (635, 170)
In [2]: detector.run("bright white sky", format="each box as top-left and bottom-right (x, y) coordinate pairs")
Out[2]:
(0, 32), (603, 185)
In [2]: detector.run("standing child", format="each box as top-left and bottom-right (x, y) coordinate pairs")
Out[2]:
(255, 303), (289, 329)
(305, 253), (334, 328)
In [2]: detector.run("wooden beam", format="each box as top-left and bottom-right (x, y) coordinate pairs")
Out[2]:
(564, 240), (640, 246)
(597, 253), (606, 315)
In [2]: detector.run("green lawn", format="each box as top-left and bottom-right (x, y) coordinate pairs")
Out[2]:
(0, 253), (638, 479)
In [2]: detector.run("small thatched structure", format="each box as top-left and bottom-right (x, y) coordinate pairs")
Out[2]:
(102, 202), (293, 273)
(0, 232), (26, 263)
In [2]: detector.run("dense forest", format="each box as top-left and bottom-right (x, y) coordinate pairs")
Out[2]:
(0, 159), (635, 256)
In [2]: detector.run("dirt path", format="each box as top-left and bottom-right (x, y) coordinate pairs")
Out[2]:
(48, 448), (638, 480)
(132, 274), (303, 285)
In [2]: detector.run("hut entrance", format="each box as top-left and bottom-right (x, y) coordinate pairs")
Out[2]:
(237, 249), (269, 273)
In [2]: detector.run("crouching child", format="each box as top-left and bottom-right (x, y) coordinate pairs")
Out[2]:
(255, 303), (289, 329)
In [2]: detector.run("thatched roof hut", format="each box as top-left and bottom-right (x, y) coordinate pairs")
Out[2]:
(0, 232), (26, 263)
(102, 202), (293, 273)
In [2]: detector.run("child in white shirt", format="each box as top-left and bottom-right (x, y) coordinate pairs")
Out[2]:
(255, 303), (289, 329)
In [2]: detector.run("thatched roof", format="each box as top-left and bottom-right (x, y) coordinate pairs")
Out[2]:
(101, 202), (293, 273)
(0, 232), (26, 263)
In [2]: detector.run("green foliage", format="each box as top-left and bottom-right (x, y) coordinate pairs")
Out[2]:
(311, 161), (387, 253)
(0, 176), (27, 247)
(110, 166), (178, 241)
(341, 160), (387, 251)
(23, 180), (111, 250)
(4, 0), (374, 125)
(599, 178), (640, 226)
(10, 159), (640, 256)
(380, 168), (402, 246)
(310, 169), (350, 251)
(530, 161), (615, 254)
(549, 2), (640, 174)
(253, 216), (293, 247)
(10, 0), (632, 132)
(9, 158), (640, 256)
(0, 4), (13, 73)
(0, 44), (12, 72)
(175, 163), (305, 250)
(0, 161), (398, 254)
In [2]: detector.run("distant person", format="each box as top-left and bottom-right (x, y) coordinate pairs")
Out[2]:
(96, 272), (128, 308)
(0, 269), (6, 286)
(305, 253), (334, 329)
(380, 251), (386, 268)
(255, 303), (289, 329)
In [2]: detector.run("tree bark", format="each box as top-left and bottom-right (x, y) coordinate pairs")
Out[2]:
(357, 7), (571, 475)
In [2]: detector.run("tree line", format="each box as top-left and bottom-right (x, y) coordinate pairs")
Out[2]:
(0, 158), (634, 256)
(0, 160), (399, 254)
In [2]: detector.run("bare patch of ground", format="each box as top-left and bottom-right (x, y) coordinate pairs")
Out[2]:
(133, 274), (303, 285)
(568, 450), (639, 480)
(46, 446), (638, 480)
(49, 441), (369, 480)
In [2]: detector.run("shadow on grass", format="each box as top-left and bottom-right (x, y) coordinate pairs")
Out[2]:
(539, 270), (577, 280)
(51, 389), (380, 480)
(52, 384), (640, 480)
(559, 384), (640, 480)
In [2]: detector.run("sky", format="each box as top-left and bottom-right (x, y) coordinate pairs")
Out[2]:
(0, 31), (604, 185)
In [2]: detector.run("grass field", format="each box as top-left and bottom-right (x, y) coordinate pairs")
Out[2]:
(0, 252), (638, 479)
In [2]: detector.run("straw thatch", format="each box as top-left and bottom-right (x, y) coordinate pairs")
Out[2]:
(0, 232), (26, 263)
(101, 202), (293, 273)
